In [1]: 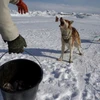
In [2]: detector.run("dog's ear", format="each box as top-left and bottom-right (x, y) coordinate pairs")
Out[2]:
(70, 21), (74, 24)
(55, 16), (59, 22)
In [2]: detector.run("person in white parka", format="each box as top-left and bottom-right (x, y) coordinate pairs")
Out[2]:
(0, 0), (28, 53)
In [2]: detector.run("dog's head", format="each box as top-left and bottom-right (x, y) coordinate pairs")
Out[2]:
(55, 17), (74, 29)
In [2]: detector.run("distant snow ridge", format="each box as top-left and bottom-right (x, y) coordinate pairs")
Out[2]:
(10, 10), (57, 17)
(10, 10), (100, 18)
(10, 10), (18, 14)
(75, 13), (91, 18)
(28, 10), (57, 17)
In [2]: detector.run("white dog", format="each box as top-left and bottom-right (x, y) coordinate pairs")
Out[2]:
(56, 17), (82, 63)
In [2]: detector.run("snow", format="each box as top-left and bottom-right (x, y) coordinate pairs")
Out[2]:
(0, 10), (100, 100)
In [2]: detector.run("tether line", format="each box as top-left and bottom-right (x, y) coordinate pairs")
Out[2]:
(82, 36), (100, 50)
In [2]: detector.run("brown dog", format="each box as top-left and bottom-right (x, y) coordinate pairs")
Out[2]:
(56, 17), (82, 63)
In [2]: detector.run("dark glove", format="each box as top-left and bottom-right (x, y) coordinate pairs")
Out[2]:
(7, 35), (27, 54)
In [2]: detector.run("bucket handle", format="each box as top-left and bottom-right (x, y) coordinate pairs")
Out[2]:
(0, 50), (42, 67)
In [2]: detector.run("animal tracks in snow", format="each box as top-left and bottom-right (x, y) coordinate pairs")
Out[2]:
(82, 69), (100, 100)
(3, 16), (99, 100)
(36, 61), (80, 100)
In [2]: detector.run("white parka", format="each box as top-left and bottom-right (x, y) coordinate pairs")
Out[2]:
(0, 0), (20, 41)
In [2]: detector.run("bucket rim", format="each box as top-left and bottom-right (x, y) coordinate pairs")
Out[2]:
(0, 59), (43, 93)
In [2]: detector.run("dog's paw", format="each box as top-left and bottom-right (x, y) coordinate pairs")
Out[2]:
(69, 60), (73, 63)
(57, 58), (62, 61)
(79, 53), (83, 55)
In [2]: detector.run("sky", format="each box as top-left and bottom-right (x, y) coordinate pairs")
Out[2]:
(24, 0), (100, 7)
(9, 0), (100, 13)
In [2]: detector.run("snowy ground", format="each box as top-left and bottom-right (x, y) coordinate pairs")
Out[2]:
(0, 12), (100, 100)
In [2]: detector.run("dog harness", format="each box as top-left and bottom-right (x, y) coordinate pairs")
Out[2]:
(61, 28), (72, 43)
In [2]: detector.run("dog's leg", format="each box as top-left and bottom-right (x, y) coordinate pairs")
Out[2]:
(77, 46), (82, 55)
(69, 45), (74, 63)
(57, 42), (65, 61)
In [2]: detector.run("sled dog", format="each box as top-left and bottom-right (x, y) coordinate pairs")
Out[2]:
(56, 16), (82, 63)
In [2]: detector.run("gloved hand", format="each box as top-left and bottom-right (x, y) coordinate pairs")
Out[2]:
(7, 35), (27, 54)
(16, 0), (28, 14)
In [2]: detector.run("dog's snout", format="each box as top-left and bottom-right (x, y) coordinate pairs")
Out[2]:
(60, 21), (64, 26)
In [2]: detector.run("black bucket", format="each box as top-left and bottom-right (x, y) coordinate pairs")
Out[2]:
(0, 59), (43, 100)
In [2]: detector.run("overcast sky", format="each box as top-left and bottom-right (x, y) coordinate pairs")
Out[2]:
(9, 0), (100, 13)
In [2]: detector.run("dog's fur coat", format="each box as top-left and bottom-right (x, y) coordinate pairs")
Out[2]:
(56, 17), (82, 63)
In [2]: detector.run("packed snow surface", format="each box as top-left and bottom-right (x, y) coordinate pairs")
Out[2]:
(0, 10), (100, 100)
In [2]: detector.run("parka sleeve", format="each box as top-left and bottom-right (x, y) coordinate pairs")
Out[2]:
(10, 0), (19, 4)
(0, 0), (19, 41)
